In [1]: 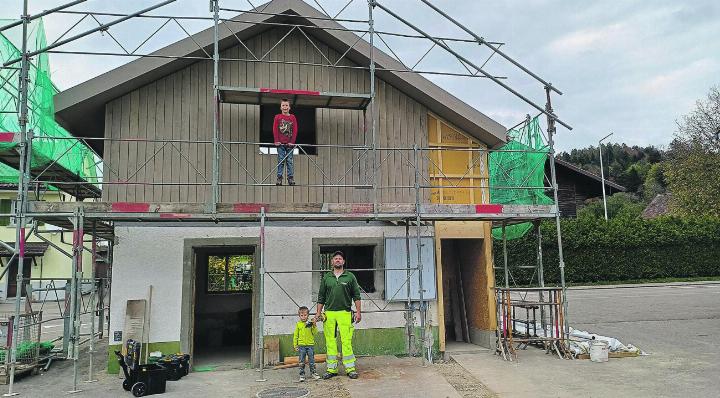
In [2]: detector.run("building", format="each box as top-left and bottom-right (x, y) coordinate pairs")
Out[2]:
(0, 179), (94, 302)
(50, 0), (554, 372)
(550, 158), (626, 218)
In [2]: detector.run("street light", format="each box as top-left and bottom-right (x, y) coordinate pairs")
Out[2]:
(598, 132), (613, 220)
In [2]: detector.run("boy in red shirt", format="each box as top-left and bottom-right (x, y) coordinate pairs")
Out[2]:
(273, 99), (298, 185)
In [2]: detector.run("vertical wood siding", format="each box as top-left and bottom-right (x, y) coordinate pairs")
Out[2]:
(103, 26), (429, 203)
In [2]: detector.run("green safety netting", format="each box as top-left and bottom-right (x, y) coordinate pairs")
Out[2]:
(489, 116), (553, 240)
(0, 160), (20, 185)
(0, 19), (100, 188)
(0, 341), (54, 362)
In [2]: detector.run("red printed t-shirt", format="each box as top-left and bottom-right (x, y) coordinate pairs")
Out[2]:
(273, 113), (298, 145)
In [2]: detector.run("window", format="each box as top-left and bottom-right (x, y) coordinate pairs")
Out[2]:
(259, 105), (317, 155)
(0, 199), (11, 226)
(319, 245), (376, 293)
(207, 253), (254, 294)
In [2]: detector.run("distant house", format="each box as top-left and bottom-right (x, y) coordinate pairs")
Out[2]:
(0, 183), (94, 301)
(547, 158), (626, 218)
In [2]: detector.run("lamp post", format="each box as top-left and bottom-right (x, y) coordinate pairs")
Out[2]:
(598, 132), (613, 220)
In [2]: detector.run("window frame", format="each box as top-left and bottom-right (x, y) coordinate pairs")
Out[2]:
(205, 249), (256, 295)
(311, 238), (385, 301)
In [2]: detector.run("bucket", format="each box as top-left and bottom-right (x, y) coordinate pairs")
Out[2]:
(589, 340), (609, 362)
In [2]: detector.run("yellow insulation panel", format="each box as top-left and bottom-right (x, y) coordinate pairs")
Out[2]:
(428, 114), (488, 204)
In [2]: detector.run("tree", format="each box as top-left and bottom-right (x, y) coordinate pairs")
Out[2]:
(577, 192), (645, 220)
(642, 163), (667, 201)
(665, 86), (720, 217)
(674, 86), (720, 153)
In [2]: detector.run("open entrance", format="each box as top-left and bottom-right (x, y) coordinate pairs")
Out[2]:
(192, 247), (255, 369)
(6, 258), (32, 298)
(441, 239), (492, 347)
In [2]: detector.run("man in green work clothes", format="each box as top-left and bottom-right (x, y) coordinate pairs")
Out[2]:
(315, 251), (362, 379)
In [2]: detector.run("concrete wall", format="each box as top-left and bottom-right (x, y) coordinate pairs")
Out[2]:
(109, 223), (439, 349)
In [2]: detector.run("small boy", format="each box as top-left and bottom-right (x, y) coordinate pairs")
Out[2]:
(273, 98), (298, 186)
(293, 306), (320, 382)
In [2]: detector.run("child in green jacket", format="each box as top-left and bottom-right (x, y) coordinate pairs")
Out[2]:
(293, 306), (320, 381)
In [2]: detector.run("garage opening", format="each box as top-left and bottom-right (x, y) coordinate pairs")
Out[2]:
(193, 247), (255, 369)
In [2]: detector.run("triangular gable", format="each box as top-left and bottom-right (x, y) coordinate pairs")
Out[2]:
(54, 0), (506, 149)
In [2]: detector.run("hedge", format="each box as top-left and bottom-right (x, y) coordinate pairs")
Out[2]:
(493, 216), (720, 285)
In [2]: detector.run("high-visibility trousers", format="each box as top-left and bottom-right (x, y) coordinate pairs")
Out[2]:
(323, 310), (355, 374)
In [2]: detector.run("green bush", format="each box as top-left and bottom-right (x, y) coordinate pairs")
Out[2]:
(493, 216), (720, 285)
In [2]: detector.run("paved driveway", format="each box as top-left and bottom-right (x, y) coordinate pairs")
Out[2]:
(452, 283), (720, 398)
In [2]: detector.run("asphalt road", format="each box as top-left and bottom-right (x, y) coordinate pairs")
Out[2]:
(568, 283), (720, 358)
(566, 283), (720, 397)
(454, 282), (720, 398)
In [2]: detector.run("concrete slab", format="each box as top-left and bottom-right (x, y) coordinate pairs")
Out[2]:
(15, 349), (464, 397)
(452, 283), (720, 398)
(345, 356), (462, 398)
(453, 350), (655, 398)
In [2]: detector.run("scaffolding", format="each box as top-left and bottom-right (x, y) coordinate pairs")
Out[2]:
(0, 0), (573, 393)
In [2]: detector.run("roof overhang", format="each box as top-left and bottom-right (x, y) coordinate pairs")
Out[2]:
(0, 242), (50, 257)
(54, 0), (507, 155)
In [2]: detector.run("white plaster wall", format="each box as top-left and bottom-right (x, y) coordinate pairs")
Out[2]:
(110, 224), (439, 345)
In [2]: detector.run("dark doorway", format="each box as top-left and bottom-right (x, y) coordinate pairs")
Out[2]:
(193, 247), (255, 369)
(7, 258), (32, 298)
(441, 239), (486, 344)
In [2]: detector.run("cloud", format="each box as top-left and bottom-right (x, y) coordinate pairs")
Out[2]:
(637, 58), (717, 96)
(547, 22), (630, 55)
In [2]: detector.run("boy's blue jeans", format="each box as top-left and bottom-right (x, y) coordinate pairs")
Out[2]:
(277, 145), (294, 179)
(298, 346), (315, 376)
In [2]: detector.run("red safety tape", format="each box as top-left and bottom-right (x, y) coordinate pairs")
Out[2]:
(233, 203), (268, 213)
(350, 203), (373, 214)
(19, 227), (25, 257)
(112, 202), (150, 212)
(0, 133), (15, 142)
(260, 88), (320, 96)
(475, 204), (504, 214)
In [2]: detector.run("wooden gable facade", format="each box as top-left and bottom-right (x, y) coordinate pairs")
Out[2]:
(102, 25), (431, 204)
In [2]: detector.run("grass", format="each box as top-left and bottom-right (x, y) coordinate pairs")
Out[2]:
(567, 275), (720, 287)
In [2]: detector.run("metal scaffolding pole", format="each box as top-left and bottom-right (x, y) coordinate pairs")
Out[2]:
(373, 1), (571, 130)
(86, 222), (98, 384)
(536, 222), (547, 334)
(67, 209), (84, 394)
(256, 207), (267, 382)
(368, 0), (378, 213)
(502, 222), (509, 289)
(0, 0), (88, 33)
(413, 145), (429, 364)
(404, 221), (413, 356)
(544, 87), (570, 344)
(211, 0), (221, 211)
(417, 0), (562, 95)
(5, 1), (30, 394)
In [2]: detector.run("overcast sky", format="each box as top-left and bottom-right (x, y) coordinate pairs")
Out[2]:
(3, 0), (719, 152)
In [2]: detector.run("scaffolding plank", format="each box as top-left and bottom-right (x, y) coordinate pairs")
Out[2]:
(217, 86), (371, 110)
(0, 149), (101, 199)
(27, 201), (556, 224)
